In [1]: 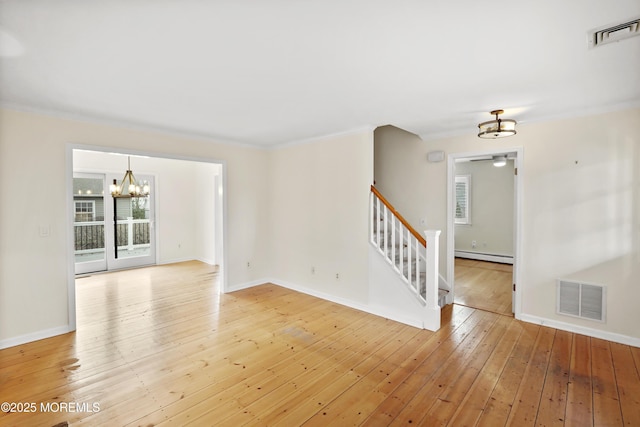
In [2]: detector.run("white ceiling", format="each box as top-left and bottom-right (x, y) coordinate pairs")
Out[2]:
(1, 1), (639, 147)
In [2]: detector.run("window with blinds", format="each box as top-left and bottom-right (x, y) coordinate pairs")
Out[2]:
(455, 175), (470, 225)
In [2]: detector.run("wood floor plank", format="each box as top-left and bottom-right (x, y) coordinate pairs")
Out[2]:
(591, 338), (623, 426)
(387, 311), (501, 425)
(294, 328), (435, 426)
(266, 304), (472, 427)
(610, 342), (640, 426)
(565, 334), (593, 427)
(415, 314), (513, 426)
(258, 321), (414, 427)
(447, 316), (523, 426)
(1, 261), (638, 427)
(173, 320), (410, 426)
(535, 329), (573, 426)
(131, 303), (373, 425)
(476, 321), (540, 427)
(454, 258), (513, 315)
(361, 309), (495, 426)
(506, 325), (556, 425)
(240, 314), (395, 423)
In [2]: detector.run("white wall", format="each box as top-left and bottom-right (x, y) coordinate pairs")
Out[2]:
(0, 108), (377, 348)
(375, 108), (640, 343)
(4, 105), (638, 348)
(195, 162), (221, 265)
(454, 159), (514, 257)
(0, 108), (270, 345)
(268, 131), (374, 303)
(73, 150), (220, 265)
(374, 126), (427, 230)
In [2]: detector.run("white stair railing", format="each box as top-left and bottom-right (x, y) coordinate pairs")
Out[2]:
(370, 186), (441, 309)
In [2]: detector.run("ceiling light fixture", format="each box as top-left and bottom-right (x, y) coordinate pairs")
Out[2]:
(492, 155), (507, 167)
(109, 156), (149, 198)
(478, 109), (517, 139)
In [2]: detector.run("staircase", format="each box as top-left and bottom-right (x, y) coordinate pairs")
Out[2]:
(370, 186), (448, 310)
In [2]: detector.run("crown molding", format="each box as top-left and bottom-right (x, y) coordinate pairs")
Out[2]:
(269, 125), (376, 150)
(0, 102), (266, 150)
(419, 100), (640, 142)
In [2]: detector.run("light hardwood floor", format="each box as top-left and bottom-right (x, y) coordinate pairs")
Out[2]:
(1, 261), (639, 426)
(454, 258), (513, 316)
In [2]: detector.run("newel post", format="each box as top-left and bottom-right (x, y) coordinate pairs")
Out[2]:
(424, 230), (441, 310)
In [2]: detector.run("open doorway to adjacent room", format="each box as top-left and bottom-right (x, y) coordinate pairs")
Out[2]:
(67, 147), (225, 330)
(447, 149), (521, 316)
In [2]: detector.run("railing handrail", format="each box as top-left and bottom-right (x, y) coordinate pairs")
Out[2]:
(74, 218), (150, 226)
(74, 220), (106, 226)
(371, 185), (426, 247)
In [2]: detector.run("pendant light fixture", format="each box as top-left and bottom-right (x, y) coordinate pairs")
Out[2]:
(478, 109), (517, 139)
(109, 156), (149, 198)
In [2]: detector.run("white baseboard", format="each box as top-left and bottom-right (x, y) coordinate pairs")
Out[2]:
(0, 325), (73, 350)
(157, 257), (196, 265)
(519, 313), (640, 348)
(455, 251), (514, 265)
(226, 278), (274, 293)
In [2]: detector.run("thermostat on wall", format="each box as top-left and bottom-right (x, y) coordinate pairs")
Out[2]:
(427, 150), (445, 163)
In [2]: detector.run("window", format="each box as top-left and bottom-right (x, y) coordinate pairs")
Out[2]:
(455, 175), (470, 225)
(74, 200), (95, 222)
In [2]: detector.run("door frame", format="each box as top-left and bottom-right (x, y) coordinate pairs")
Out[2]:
(446, 146), (523, 318)
(66, 144), (227, 331)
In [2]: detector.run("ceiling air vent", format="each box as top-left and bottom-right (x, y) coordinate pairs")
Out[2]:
(588, 17), (640, 49)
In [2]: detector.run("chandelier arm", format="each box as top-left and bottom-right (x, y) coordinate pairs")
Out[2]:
(111, 156), (149, 198)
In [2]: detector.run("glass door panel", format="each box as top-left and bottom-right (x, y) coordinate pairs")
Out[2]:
(73, 173), (107, 274)
(114, 196), (151, 259)
(108, 174), (156, 270)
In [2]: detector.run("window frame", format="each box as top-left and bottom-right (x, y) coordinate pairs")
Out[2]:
(74, 200), (96, 222)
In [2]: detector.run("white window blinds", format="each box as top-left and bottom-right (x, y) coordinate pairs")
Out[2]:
(455, 175), (470, 225)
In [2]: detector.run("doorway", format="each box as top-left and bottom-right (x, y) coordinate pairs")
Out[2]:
(67, 146), (226, 331)
(447, 148), (522, 317)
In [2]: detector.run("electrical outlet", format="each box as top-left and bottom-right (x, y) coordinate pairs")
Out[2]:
(471, 240), (477, 248)
(247, 261), (250, 268)
(336, 273), (339, 280)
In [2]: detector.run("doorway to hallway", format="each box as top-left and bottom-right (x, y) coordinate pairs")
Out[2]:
(447, 148), (522, 317)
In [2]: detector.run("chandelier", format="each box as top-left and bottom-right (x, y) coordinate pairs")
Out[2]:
(109, 156), (149, 198)
(477, 109), (517, 139)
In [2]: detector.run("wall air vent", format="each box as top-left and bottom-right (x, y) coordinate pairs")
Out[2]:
(557, 280), (606, 322)
(588, 17), (640, 49)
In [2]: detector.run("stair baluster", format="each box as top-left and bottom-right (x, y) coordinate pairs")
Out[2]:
(370, 185), (445, 309)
